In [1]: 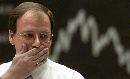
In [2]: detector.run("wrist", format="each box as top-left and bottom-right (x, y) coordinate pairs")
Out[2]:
(1, 69), (24, 79)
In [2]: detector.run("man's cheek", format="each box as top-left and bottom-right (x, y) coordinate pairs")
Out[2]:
(43, 44), (50, 49)
(26, 44), (32, 51)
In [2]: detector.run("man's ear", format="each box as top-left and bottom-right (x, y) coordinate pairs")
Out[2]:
(9, 30), (15, 45)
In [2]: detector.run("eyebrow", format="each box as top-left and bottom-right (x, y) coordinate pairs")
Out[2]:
(20, 31), (51, 34)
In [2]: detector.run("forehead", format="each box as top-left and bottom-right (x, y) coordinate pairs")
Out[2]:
(21, 10), (50, 24)
(16, 10), (51, 32)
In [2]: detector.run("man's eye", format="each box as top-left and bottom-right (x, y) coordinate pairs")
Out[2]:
(25, 34), (34, 38)
(40, 34), (47, 39)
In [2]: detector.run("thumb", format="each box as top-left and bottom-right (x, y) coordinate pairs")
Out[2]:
(20, 43), (27, 54)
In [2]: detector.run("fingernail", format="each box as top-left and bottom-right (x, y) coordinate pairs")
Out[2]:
(40, 45), (44, 49)
(44, 48), (49, 51)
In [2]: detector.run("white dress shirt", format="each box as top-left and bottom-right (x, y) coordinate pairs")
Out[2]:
(0, 59), (85, 79)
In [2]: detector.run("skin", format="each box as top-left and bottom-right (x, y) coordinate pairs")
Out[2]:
(1, 10), (52, 79)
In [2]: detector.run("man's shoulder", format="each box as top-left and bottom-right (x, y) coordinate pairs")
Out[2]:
(0, 61), (12, 76)
(48, 59), (85, 79)
(48, 59), (74, 72)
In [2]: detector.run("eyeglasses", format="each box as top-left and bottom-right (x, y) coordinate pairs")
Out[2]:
(17, 32), (53, 43)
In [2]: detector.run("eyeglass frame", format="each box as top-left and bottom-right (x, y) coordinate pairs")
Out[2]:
(16, 32), (53, 43)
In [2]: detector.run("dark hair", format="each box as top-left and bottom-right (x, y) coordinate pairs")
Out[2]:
(8, 2), (54, 33)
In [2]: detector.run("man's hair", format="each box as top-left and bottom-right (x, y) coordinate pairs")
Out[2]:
(8, 2), (54, 33)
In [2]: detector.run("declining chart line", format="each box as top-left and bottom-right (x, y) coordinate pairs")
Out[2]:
(50, 9), (130, 74)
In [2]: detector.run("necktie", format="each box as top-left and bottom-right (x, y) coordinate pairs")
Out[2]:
(26, 75), (33, 79)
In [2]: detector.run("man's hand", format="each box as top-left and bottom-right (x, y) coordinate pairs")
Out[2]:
(1, 44), (49, 79)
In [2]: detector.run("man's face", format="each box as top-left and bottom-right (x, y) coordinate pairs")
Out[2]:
(9, 10), (52, 54)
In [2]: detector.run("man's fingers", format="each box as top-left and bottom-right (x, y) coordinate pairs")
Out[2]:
(33, 51), (48, 67)
(27, 45), (44, 56)
(36, 59), (47, 67)
(32, 48), (48, 61)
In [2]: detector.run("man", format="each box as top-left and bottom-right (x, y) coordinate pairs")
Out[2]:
(0, 2), (85, 79)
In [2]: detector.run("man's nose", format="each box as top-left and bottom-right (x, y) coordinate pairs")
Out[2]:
(32, 36), (41, 48)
